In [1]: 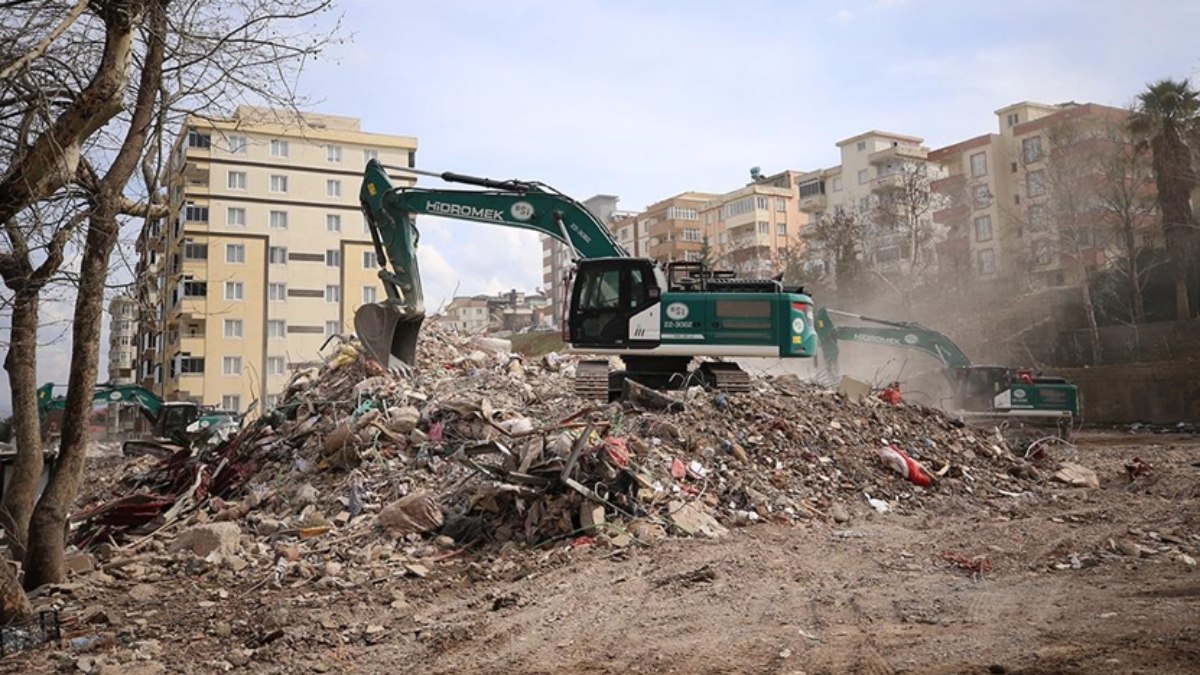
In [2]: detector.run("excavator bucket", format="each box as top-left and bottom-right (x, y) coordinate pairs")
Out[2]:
(354, 302), (424, 369)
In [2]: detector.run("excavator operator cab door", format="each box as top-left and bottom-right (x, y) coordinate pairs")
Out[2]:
(955, 366), (1010, 413)
(568, 259), (659, 348)
(157, 403), (200, 439)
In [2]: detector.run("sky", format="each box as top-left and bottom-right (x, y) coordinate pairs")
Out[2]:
(3, 0), (1200, 414)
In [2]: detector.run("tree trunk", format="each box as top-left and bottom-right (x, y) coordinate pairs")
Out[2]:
(1, 289), (43, 564)
(1080, 274), (1103, 364)
(1123, 224), (1145, 324)
(23, 209), (121, 589)
(23, 0), (165, 590)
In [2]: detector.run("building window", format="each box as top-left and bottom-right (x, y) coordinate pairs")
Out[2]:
(269, 210), (288, 229)
(970, 152), (987, 178)
(267, 320), (286, 338)
(324, 320), (340, 336)
(227, 171), (246, 189)
(326, 179), (342, 197)
(757, 221), (769, 235)
(1022, 136), (1043, 164)
(363, 149), (378, 163)
(776, 223), (787, 236)
(270, 174), (288, 193)
(666, 207), (698, 221)
(180, 356), (204, 374)
(756, 196), (768, 210)
(184, 204), (209, 223)
(226, 207), (246, 227)
(362, 250), (378, 268)
(326, 144), (342, 163)
(856, 141), (866, 151)
(1006, 112), (1019, 127)
(1032, 239), (1051, 265)
(326, 214), (341, 232)
(268, 282), (287, 301)
(1026, 170), (1047, 197)
(221, 395), (241, 411)
(363, 286), (377, 303)
(224, 281), (244, 300)
(681, 228), (701, 242)
(977, 249), (996, 274)
(266, 357), (286, 376)
(974, 215), (993, 242)
(857, 168), (870, 185)
(223, 319), (243, 338)
(775, 198), (786, 212)
(187, 129), (211, 148)
(268, 246), (287, 264)
(225, 243), (245, 263)
(325, 285), (341, 303)
(326, 250), (341, 267)
(182, 279), (207, 297)
(222, 356), (242, 376)
(183, 240), (208, 260)
(972, 184), (991, 209)
(1029, 204), (1049, 231)
(227, 135), (247, 154)
(831, 176), (843, 192)
(264, 394), (279, 408)
(270, 139), (289, 157)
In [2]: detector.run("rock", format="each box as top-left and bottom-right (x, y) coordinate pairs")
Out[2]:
(256, 518), (285, 536)
(65, 551), (96, 575)
(323, 561), (343, 578)
(214, 622), (233, 638)
(225, 555), (248, 572)
(171, 522), (241, 558)
(322, 423), (358, 457)
(1053, 463), (1100, 489)
(830, 503), (851, 524)
(128, 583), (157, 602)
(387, 406), (421, 434)
(295, 483), (320, 507)
(668, 500), (728, 538)
(837, 376), (872, 402)
(471, 336), (512, 355)
(629, 520), (667, 541)
(405, 563), (429, 578)
(227, 651), (250, 667)
(376, 491), (443, 537)
(580, 503), (605, 533)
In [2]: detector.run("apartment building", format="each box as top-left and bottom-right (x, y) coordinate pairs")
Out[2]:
(642, 191), (719, 263)
(106, 294), (136, 384)
(436, 289), (550, 334)
(795, 131), (943, 280)
(135, 106), (418, 411)
(931, 101), (1135, 289)
(701, 181), (801, 278)
(540, 194), (633, 325)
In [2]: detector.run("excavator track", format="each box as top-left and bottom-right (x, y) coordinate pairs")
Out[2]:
(575, 360), (611, 401)
(700, 362), (752, 394)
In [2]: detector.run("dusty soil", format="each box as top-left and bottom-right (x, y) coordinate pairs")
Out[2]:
(7, 431), (1200, 674)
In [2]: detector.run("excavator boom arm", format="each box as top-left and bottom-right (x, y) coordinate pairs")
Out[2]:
(37, 382), (164, 425)
(814, 308), (973, 378)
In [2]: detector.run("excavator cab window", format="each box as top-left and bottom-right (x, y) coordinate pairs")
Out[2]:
(569, 260), (658, 347)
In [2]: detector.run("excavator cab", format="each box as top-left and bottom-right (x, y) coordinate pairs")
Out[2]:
(568, 258), (661, 348)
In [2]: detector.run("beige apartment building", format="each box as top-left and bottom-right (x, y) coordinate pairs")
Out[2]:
(135, 106), (417, 411)
(702, 180), (804, 278)
(930, 101), (1132, 290)
(642, 191), (719, 262)
(107, 294), (136, 385)
(796, 131), (942, 280)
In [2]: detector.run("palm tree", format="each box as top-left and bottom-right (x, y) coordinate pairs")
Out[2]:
(1129, 78), (1200, 319)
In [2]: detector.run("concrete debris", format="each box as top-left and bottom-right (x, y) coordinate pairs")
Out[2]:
(1053, 463), (1101, 489)
(64, 321), (1080, 605)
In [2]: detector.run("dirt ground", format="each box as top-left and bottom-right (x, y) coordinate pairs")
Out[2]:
(7, 430), (1200, 675)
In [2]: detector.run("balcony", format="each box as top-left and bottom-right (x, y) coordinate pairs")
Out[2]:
(797, 193), (827, 213)
(869, 144), (929, 166)
(930, 173), (965, 194)
(181, 162), (209, 188)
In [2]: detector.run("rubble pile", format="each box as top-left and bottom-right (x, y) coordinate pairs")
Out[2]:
(70, 323), (1044, 560)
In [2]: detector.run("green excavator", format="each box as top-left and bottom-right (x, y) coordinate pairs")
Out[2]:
(814, 308), (1079, 433)
(354, 160), (819, 400)
(37, 382), (242, 456)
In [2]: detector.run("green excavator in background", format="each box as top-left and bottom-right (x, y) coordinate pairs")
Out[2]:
(37, 382), (242, 456)
(814, 308), (1079, 433)
(355, 159), (820, 400)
